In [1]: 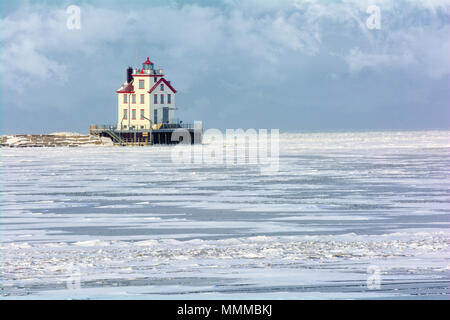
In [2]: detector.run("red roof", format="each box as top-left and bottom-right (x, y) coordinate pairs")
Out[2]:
(148, 78), (177, 94)
(143, 57), (154, 65)
(116, 79), (135, 93)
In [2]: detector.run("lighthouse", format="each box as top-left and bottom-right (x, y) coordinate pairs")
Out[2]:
(116, 57), (177, 130)
(90, 57), (201, 145)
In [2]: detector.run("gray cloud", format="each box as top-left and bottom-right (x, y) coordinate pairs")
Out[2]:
(1, 0), (449, 133)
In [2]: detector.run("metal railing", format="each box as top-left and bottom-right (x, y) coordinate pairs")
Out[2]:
(90, 124), (117, 131)
(90, 123), (197, 132)
(105, 129), (125, 145)
(159, 123), (195, 129)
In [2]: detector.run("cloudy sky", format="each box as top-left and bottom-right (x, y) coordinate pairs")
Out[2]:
(1, 0), (449, 133)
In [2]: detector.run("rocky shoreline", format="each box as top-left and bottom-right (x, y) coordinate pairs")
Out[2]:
(1, 133), (113, 147)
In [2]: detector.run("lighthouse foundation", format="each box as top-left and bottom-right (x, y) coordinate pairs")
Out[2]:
(90, 123), (202, 146)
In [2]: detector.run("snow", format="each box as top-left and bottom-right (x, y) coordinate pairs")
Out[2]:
(1, 134), (113, 147)
(48, 132), (83, 136)
(1, 130), (449, 299)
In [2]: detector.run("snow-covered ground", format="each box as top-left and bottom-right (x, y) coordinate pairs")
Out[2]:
(1, 131), (449, 299)
(1, 133), (113, 147)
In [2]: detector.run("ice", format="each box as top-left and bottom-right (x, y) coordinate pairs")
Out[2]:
(1, 131), (449, 299)
(73, 240), (111, 247)
(135, 240), (158, 247)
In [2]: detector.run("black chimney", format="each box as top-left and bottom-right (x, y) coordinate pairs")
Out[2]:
(126, 67), (133, 84)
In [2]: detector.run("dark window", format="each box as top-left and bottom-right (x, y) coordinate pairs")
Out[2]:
(154, 94), (157, 104)
(167, 94), (171, 104)
(160, 94), (164, 104)
(139, 80), (144, 89)
(163, 107), (169, 123)
(123, 109), (127, 119)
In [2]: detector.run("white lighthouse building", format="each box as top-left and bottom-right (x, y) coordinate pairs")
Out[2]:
(90, 57), (200, 145)
(116, 57), (177, 130)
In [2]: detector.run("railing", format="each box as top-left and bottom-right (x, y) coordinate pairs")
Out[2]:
(159, 123), (195, 129)
(90, 122), (199, 133)
(90, 124), (117, 131)
(105, 129), (125, 145)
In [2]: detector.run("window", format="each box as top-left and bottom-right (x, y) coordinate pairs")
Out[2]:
(154, 77), (157, 83)
(160, 94), (164, 104)
(167, 94), (171, 104)
(123, 109), (128, 120)
(132, 94), (136, 104)
(154, 109), (158, 124)
(123, 94), (127, 104)
(140, 94), (145, 104)
(160, 84), (164, 91)
(163, 107), (169, 123)
(132, 109), (136, 120)
(140, 109), (145, 120)
(139, 80), (145, 89)
(154, 94), (158, 104)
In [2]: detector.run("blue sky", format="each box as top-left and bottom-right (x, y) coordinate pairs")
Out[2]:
(1, 0), (449, 133)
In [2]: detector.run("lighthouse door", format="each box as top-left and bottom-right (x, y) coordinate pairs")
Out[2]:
(163, 107), (169, 123)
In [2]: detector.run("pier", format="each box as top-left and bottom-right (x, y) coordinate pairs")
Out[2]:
(90, 123), (202, 146)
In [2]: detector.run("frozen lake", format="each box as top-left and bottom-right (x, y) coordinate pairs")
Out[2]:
(1, 131), (449, 299)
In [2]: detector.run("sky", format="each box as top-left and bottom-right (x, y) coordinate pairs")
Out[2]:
(0, 0), (449, 134)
